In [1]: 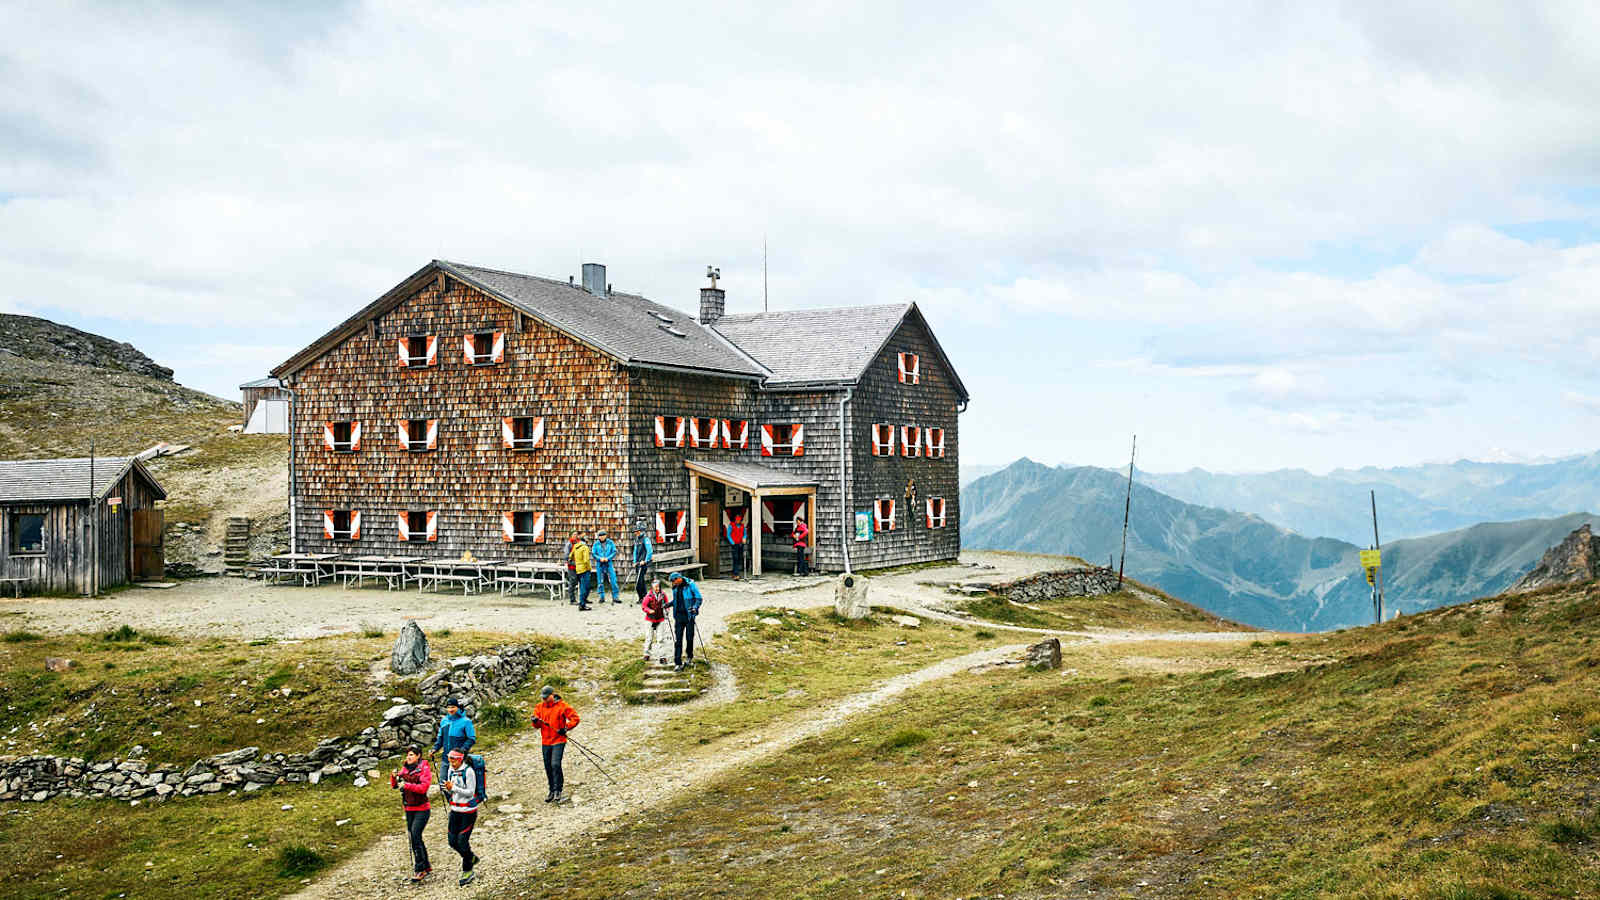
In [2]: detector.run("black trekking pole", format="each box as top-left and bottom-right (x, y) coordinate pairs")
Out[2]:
(565, 737), (618, 785)
(693, 619), (712, 665)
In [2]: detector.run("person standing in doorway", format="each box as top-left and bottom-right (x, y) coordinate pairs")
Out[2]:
(668, 571), (703, 671)
(439, 749), (480, 886)
(792, 516), (811, 576)
(531, 685), (580, 802)
(726, 511), (746, 581)
(592, 528), (621, 603)
(642, 578), (669, 663)
(388, 746), (432, 883)
(632, 524), (654, 599)
(571, 534), (594, 610)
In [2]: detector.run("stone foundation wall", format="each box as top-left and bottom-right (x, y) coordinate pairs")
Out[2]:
(1001, 568), (1121, 604)
(0, 644), (538, 804)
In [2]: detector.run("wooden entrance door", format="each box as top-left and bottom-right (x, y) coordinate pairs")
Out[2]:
(697, 500), (721, 578)
(132, 509), (164, 580)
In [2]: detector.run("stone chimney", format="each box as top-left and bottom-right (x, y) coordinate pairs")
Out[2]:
(699, 265), (725, 325)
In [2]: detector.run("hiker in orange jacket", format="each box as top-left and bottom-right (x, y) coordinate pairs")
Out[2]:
(530, 685), (580, 802)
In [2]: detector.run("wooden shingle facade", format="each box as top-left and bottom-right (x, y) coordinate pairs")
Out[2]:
(0, 457), (166, 594)
(272, 260), (967, 574)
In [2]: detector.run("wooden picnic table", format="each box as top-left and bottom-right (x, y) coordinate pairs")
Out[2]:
(258, 553), (342, 586)
(494, 561), (567, 600)
(415, 558), (508, 594)
(337, 555), (424, 590)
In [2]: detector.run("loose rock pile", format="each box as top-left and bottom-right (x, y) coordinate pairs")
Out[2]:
(0, 644), (538, 804)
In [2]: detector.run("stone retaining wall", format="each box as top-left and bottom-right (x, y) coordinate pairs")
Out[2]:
(999, 568), (1122, 603)
(0, 644), (538, 804)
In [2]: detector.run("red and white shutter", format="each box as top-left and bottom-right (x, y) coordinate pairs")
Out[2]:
(398, 512), (411, 541)
(350, 421), (362, 451)
(760, 424), (776, 457)
(502, 417), (515, 448)
(424, 335), (439, 366)
(397, 337), (409, 366)
(462, 335), (475, 364)
(722, 420), (749, 450)
(886, 500), (897, 531)
(323, 510), (335, 539)
(873, 500), (886, 532)
(654, 511), (667, 543)
(398, 419), (410, 448)
(530, 512), (546, 543)
(790, 424), (805, 456)
(924, 498), (935, 528)
(491, 331), (505, 363)
(703, 419), (720, 448)
(689, 417), (701, 447)
(673, 511), (689, 542)
(672, 417), (686, 448)
(761, 500), (776, 533)
(926, 428), (944, 458)
(527, 416), (545, 449)
(424, 511), (438, 541)
(654, 416), (666, 447)
(900, 425), (920, 458)
(425, 419), (439, 450)
(323, 422), (335, 450)
(501, 512), (515, 543)
(349, 511), (362, 540)
(871, 423), (893, 456)
(898, 352), (920, 384)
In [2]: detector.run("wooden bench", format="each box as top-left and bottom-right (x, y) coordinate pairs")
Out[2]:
(496, 572), (564, 601)
(418, 572), (478, 595)
(0, 577), (24, 599)
(651, 549), (707, 580)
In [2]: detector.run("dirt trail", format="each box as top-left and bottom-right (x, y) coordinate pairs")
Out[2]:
(295, 644), (1026, 898)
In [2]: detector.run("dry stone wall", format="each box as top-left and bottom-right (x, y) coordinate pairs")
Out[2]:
(992, 568), (1122, 603)
(0, 644), (537, 804)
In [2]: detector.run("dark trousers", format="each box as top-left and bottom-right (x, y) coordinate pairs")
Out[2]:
(565, 570), (578, 604)
(542, 742), (566, 795)
(447, 809), (476, 871)
(577, 572), (594, 608)
(634, 564), (650, 599)
(674, 616), (695, 666)
(405, 809), (431, 873)
(795, 544), (809, 575)
(730, 542), (744, 577)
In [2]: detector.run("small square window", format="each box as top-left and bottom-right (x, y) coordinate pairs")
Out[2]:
(8, 512), (44, 555)
(465, 331), (503, 366)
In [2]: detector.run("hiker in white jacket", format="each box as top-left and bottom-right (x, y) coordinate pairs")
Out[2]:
(439, 748), (481, 886)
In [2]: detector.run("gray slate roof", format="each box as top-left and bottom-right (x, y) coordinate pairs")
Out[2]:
(0, 457), (165, 503)
(238, 377), (282, 390)
(684, 459), (818, 491)
(712, 304), (912, 387)
(440, 262), (766, 378)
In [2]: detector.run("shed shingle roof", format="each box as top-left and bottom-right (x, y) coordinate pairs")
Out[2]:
(0, 457), (165, 503)
(712, 304), (911, 387)
(683, 459), (818, 492)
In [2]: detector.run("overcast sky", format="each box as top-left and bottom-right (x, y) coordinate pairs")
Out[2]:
(3, 1), (1598, 473)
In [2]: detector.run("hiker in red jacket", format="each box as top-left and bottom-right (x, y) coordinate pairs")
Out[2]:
(792, 517), (811, 575)
(642, 578), (669, 663)
(388, 745), (433, 883)
(531, 685), (580, 803)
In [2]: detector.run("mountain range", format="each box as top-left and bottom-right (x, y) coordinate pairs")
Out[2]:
(961, 459), (1595, 631)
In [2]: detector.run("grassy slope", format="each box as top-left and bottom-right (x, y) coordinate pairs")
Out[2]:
(958, 583), (1254, 633)
(529, 584), (1600, 898)
(0, 631), (611, 900)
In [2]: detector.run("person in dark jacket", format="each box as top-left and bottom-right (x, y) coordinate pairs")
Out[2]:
(432, 698), (476, 757)
(530, 685), (580, 802)
(389, 746), (433, 882)
(631, 525), (654, 600)
(668, 571), (703, 671)
(439, 748), (480, 885)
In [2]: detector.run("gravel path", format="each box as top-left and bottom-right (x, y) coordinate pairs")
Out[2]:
(295, 643), (1027, 897)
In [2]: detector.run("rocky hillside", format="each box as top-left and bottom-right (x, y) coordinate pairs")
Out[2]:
(962, 458), (1594, 630)
(1511, 523), (1599, 593)
(0, 313), (174, 380)
(0, 315), (287, 572)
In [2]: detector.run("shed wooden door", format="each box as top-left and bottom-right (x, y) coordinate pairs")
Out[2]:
(132, 509), (164, 580)
(697, 500), (721, 578)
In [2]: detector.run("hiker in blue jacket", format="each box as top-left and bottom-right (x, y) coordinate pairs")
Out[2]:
(432, 698), (476, 757)
(631, 524), (654, 600)
(592, 529), (621, 604)
(668, 571), (703, 671)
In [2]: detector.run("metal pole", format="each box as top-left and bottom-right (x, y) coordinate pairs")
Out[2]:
(1370, 490), (1384, 624)
(1117, 435), (1136, 589)
(89, 441), (97, 597)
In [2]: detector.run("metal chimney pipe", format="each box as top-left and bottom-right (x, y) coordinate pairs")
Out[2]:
(582, 263), (606, 297)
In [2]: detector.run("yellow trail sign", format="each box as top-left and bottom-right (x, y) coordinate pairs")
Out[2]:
(1359, 549), (1382, 568)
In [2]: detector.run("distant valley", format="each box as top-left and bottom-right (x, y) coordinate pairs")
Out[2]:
(961, 459), (1594, 631)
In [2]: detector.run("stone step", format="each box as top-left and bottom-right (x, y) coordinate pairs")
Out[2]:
(635, 687), (696, 695)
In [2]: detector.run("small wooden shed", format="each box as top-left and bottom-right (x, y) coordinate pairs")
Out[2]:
(239, 376), (289, 433)
(0, 457), (167, 595)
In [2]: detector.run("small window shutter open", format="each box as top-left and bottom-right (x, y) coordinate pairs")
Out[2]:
(502, 417), (515, 449)
(654, 512), (667, 543)
(901, 425), (920, 458)
(791, 424), (805, 456)
(530, 512), (546, 543)
(397, 337), (409, 367)
(426, 419), (439, 450)
(323, 422), (335, 450)
(425, 511), (437, 541)
(323, 510), (335, 539)
(492, 331), (505, 363)
(528, 416), (545, 448)
(350, 511), (362, 540)
(674, 510), (689, 542)
(722, 419), (749, 450)
(502, 511), (515, 542)
(760, 424), (775, 457)
(761, 500), (776, 533)
(398, 512), (411, 541)
(927, 427), (944, 458)
(888, 500), (897, 530)
(673, 417), (686, 447)
(425, 335), (439, 366)
(462, 335), (474, 365)
(909, 354), (920, 384)
(654, 416), (666, 447)
(350, 421), (362, 451)
(689, 417), (701, 447)
(398, 419), (410, 448)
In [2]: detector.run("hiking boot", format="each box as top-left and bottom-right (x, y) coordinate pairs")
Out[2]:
(410, 868), (431, 883)
(545, 790), (555, 803)
(459, 870), (475, 886)
(673, 663), (683, 672)
(471, 854), (480, 869)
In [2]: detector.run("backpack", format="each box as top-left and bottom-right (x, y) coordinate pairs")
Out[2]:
(466, 753), (487, 806)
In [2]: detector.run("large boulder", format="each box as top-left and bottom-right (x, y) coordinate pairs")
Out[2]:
(391, 621), (430, 675)
(1025, 638), (1062, 671)
(834, 573), (870, 619)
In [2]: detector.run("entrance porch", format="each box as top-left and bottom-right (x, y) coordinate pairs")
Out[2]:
(683, 459), (816, 578)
